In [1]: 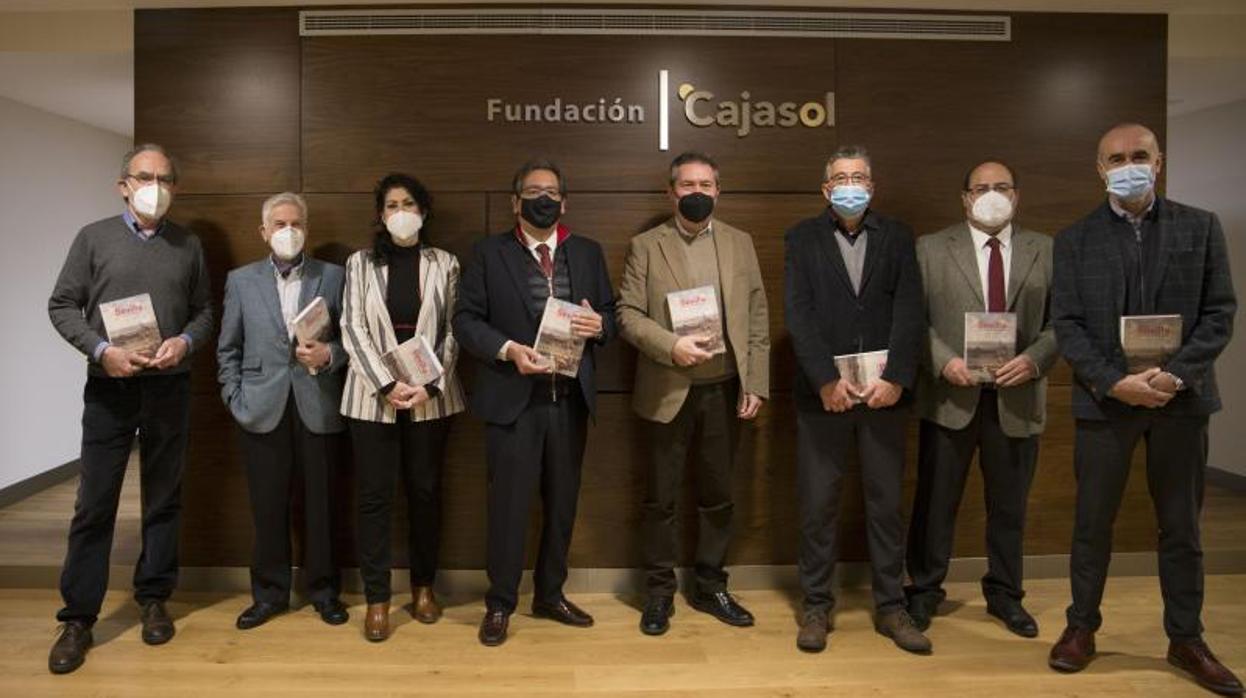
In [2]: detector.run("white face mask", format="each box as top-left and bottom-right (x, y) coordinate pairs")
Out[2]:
(970, 190), (1014, 229)
(268, 225), (305, 261)
(130, 182), (172, 220)
(385, 210), (423, 245)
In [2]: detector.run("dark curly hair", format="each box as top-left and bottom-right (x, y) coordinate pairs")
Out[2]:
(370, 172), (433, 262)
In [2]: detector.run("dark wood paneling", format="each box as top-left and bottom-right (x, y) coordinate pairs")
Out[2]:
(135, 7), (1168, 570)
(135, 9), (302, 194)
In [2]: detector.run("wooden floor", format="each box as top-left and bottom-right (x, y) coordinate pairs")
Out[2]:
(0, 577), (1243, 696)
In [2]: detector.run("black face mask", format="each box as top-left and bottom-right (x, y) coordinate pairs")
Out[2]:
(520, 195), (562, 229)
(677, 192), (715, 223)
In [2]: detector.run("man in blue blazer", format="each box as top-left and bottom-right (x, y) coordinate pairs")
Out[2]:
(454, 160), (616, 647)
(1047, 124), (1239, 695)
(217, 192), (349, 630)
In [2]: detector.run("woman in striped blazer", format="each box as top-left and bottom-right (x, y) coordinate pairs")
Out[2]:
(340, 173), (466, 642)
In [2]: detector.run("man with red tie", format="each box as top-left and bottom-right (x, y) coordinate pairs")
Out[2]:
(905, 161), (1058, 638)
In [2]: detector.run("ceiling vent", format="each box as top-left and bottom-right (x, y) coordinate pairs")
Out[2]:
(300, 9), (1010, 42)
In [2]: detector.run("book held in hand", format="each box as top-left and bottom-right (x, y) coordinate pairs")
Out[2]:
(534, 297), (588, 378)
(291, 296), (330, 344)
(833, 349), (888, 404)
(964, 312), (1017, 384)
(1120, 314), (1182, 373)
(381, 335), (444, 387)
(667, 285), (726, 355)
(98, 293), (161, 357)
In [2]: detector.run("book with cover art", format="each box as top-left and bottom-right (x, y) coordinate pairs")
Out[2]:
(833, 349), (888, 404)
(964, 312), (1017, 383)
(667, 285), (726, 355)
(1120, 314), (1182, 373)
(381, 335), (444, 387)
(534, 297), (587, 378)
(291, 296), (330, 344)
(98, 293), (161, 357)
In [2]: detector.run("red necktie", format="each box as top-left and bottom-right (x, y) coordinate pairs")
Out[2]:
(536, 243), (554, 279)
(986, 237), (1005, 312)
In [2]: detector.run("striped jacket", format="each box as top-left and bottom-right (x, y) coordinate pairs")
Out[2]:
(339, 246), (466, 423)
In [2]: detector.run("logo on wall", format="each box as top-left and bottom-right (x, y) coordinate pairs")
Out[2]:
(485, 69), (836, 152)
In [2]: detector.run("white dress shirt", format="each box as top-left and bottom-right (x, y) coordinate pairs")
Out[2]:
(968, 222), (1013, 310)
(272, 256), (304, 339)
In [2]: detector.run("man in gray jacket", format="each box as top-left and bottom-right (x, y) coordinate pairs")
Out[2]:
(217, 192), (349, 631)
(47, 144), (213, 674)
(906, 160), (1057, 637)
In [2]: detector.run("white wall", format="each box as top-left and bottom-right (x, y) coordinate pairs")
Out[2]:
(1167, 98), (1246, 476)
(0, 95), (131, 490)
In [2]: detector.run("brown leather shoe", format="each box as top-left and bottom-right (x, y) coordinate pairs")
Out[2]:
(1048, 625), (1096, 673)
(532, 597), (594, 627)
(48, 621), (92, 674)
(139, 600), (175, 645)
(796, 609), (830, 653)
(875, 609), (932, 654)
(364, 602), (389, 642)
(479, 608), (510, 647)
(1168, 639), (1244, 695)
(412, 586), (442, 624)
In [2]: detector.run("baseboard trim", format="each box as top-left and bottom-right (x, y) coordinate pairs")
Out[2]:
(1208, 466), (1246, 493)
(3, 549), (1245, 596)
(0, 459), (80, 509)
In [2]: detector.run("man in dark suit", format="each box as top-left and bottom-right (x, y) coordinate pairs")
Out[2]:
(1048, 123), (1240, 696)
(453, 159), (617, 647)
(784, 145), (927, 654)
(906, 161), (1058, 638)
(216, 192), (349, 631)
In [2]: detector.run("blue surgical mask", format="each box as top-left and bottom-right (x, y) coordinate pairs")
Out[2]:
(828, 185), (871, 218)
(1104, 163), (1155, 202)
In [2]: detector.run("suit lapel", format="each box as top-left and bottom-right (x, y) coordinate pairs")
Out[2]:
(858, 223), (880, 293)
(948, 226), (985, 309)
(416, 247), (440, 336)
(713, 224), (736, 312)
(1148, 206), (1176, 310)
(255, 261), (286, 333)
(500, 234), (540, 321)
(813, 214), (856, 297)
(297, 257), (323, 312)
(1006, 233), (1039, 310)
(656, 224), (693, 290)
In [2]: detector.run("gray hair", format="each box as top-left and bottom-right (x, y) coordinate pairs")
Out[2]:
(261, 192), (308, 227)
(119, 143), (179, 183)
(822, 145), (872, 183)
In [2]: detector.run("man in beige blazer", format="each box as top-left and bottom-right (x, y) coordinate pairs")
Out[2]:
(906, 160), (1058, 638)
(617, 151), (770, 636)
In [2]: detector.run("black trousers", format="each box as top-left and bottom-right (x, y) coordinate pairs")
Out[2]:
(58, 373), (191, 624)
(1067, 412), (1208, 641)
(484, 387), (588, 613)
(797, 405), (908, 614)
(238, 395), (341, 606)
(906, 394), (1038, 604)
(349, 414), (452, 605)
(642, 379), (739, 597)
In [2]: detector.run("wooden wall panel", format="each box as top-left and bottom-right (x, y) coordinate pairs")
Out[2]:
(134, 7), (1167, 571)
(135, 9), (301, 194)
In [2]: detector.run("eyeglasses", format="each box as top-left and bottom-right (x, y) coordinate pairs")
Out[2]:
(966, 183), (1015, 196)
(126, 172), (177, 186)
(828, 173), (871, 186)
(519, 186), (562, 200)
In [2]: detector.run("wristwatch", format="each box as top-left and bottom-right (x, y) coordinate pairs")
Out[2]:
(1167, 372), (1185, 391)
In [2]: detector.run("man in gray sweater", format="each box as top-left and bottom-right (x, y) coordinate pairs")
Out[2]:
(46, 144), (213, 675)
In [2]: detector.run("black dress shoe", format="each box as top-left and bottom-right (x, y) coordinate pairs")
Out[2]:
(532, 597), (594, 627)
(313, 598), (349, 626)
(236, 602), (289, 630)
(140, 601), (175, 645)
(479, 608), (510, 646)
(640, 596), (675, 636)
(906, 594), (940, 633)
(689, 591), (754, 627)
(986, 598), (1039, 638)
(48, 621), (92, 675)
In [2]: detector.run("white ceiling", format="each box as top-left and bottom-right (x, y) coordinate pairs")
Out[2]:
(0, 1), (1243, 137)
